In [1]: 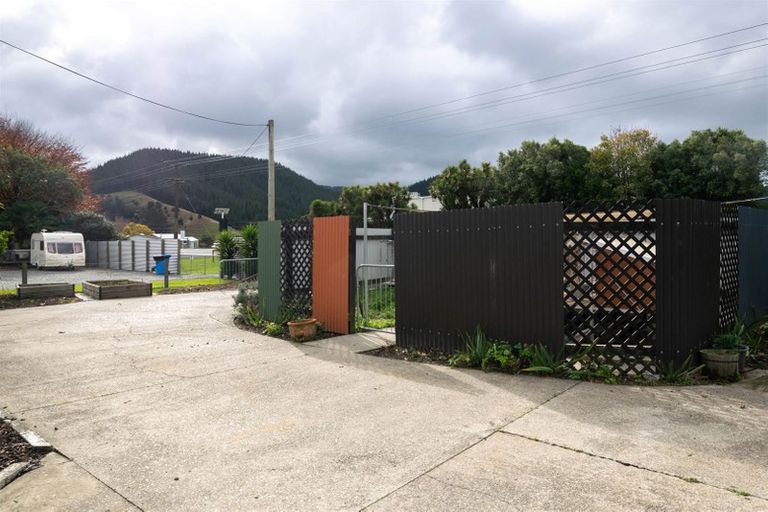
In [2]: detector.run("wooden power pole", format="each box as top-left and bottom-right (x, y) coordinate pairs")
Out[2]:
(267, 119), (275, 221)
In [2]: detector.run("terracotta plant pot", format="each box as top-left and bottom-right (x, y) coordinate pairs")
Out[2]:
(287, 318), (317, 342)
(700, 349), (739, 378)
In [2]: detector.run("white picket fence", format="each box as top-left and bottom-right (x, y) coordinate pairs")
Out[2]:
(85, 239), (181, 274)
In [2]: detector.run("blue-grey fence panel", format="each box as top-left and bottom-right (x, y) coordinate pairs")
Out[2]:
(656, 199), (722, 366)
(394, 203), (564, 353)
(738, 206), (768, 323)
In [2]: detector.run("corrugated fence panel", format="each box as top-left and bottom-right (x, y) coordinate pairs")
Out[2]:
(258, 220), (282, 322)
(394, 203), (564, 353)
(135, 241), (148, 272)
(108, 241), (120, 270)
(85, 241), (98, 266)
(738, 206), (768, 322)
(312, 216), (352, 334)
(166, 239), (180, 273)
(120, 241), (132, 270)
(656, 199), (721, 366)
(98, 241), (108, 267)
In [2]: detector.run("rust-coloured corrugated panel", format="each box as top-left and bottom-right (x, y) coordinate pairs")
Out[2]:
(312, 216), (351, 334)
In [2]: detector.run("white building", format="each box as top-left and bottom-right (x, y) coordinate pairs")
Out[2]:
(408, 192), (442, 211)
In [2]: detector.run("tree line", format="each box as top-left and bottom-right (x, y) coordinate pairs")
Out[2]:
(429, 128), (766, 209)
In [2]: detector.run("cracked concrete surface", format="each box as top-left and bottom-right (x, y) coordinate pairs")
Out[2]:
(1, 291), (766, 511)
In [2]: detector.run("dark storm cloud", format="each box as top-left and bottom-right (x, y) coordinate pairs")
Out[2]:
(1, 0), (766, 186)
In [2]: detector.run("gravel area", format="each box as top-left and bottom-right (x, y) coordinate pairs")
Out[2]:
(0, 421), (39, 472)
(0, 267), (212, 290)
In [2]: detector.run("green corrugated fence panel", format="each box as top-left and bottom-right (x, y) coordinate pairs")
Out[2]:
(258, 220), (282, 322)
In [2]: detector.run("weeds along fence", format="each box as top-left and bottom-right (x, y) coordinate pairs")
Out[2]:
(394, 199), (762, 374)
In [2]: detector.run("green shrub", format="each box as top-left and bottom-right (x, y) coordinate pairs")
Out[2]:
(239, 224), (258, 258)
(658, 353), (704, 385)
(448, 326), (519, 371)
(233, 282), (261, 327)
(216, 230), (238, 260)
(264, 322), (284, 336)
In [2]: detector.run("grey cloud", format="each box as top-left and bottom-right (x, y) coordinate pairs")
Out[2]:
(0, 0), (766, 188)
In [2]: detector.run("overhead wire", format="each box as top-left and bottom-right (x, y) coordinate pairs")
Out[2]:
(0, 39), (268, 127)
(242, 22), (768, 150)
(274, 40), (768, 152)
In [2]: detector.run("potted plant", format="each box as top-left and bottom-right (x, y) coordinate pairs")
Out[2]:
(287, 318), (318, 342)
(701, 321), (750, 378)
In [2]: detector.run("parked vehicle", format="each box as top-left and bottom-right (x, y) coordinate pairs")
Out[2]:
(30, 231), (86, 269)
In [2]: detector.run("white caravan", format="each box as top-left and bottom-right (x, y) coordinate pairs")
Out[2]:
(30, 231), (86, 268)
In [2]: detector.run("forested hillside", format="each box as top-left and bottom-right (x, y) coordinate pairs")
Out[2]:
(89, 148), (340, 225)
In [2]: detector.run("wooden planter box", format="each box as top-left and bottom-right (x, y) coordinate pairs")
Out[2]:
(16, 283), (75, 299)
(82, 280), (152, 300)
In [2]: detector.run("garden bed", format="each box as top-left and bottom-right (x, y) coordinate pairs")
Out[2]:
(82, 280), (152, 300)
(0, 294), (80, 310)
(233, 315), (338, 343)
(16, 283), (74, 299)
(156, 282), (237, 295)
(0, 420), (40, 472)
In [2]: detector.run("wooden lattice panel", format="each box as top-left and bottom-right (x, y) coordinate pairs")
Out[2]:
(564, 202), (656, 375)
(718, 204), (739, 329)
(280, 219), (313, 320)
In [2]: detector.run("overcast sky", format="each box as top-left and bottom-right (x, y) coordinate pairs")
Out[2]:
(1, 0), (766, 186)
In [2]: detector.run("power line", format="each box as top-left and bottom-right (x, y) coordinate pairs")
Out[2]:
(275, 40), (768, 152)
(247, 22), (768, 149)
(240, 126), (269, 156)
(0, 39), (268, 127)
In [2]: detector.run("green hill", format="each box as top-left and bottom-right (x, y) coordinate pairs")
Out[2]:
(100, 190), (221, 242)
(89, 148), (341, 225)
(409, 176), (435, 195)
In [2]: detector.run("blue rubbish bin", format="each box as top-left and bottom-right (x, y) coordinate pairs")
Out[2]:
(153, 255), (172, 275)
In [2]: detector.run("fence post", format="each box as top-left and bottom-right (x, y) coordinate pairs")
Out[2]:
(106, 242), (110, 269)
(117, 240), (122, 270)
(131, 240), (136, 271)
(145, 241), (150, 272)
(95, 241), (99, 267)
(177, 239), (181, 275)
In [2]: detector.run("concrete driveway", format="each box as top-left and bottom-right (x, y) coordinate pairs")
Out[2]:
(0, 292), (766, 511)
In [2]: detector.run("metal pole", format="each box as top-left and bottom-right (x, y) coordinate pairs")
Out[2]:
(363, 202), (369, 323)
(267, 119), (275, 221)
(164, 257), (169, 289)
(21, 261), (28, 285)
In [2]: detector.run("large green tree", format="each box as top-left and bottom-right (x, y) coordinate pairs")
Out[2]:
(332, 182), (411, 224)
(429, 160), (498, 209)
(662, 128), (766, 200)
(308, 199), (338, 218)
(0, 148), (84, 245)
(586, 128), (660, 200)
(498, 138), (592, 203)
(58, 211), (118, 240)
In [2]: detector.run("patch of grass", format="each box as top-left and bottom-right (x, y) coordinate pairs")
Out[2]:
(151, 278), (230, 290)
(683, 477), (701, 483)
(0, 289), (15, 296)
(357, 284), (395, 329)
(180, 256), (220, 275)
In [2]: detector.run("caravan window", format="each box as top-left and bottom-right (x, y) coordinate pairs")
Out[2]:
(39, 241), (44, 251)
(73, 242), (83, 253)
(57, 243), (75, 254)
(47, 243), (57, 253)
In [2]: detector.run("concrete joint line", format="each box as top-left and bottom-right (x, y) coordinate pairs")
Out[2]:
(55, 449), (146, 512)
(424, 474), (517, 507)
(500, 431), (768, 503)
(360, 381), (582, 510)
